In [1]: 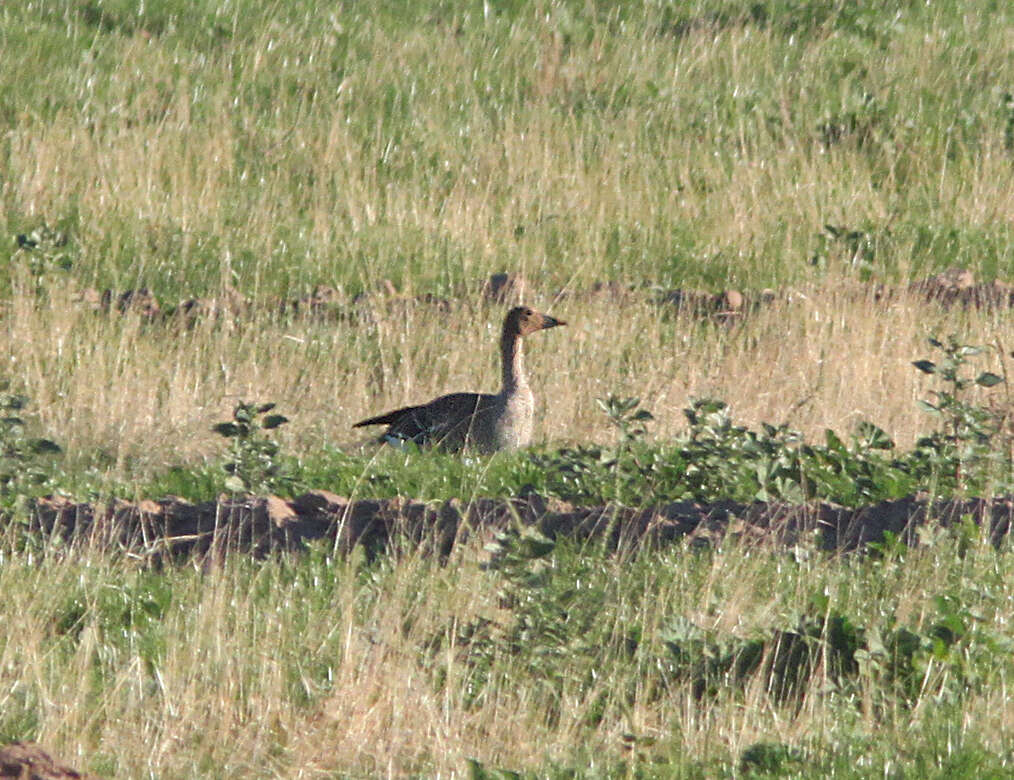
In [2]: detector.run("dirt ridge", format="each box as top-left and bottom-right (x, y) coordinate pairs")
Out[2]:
(21, 491), (1014, 564)
(54, 268), (1014, 328)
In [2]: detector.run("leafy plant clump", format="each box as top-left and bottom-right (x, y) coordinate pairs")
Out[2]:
(0, 383), (62, 515)
(13, 224), (73, 276)
(660, 583), (1007, 708)
(212, 401), (291, 494)
(443, 526), (619, 717)
(527, 395), (916, 507)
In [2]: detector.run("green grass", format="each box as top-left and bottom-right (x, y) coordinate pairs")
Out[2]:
(3, 0), (1014, 299)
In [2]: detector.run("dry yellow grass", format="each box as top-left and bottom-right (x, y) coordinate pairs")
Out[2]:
(2, 277), (1010, 483)
(4, 527), (1009, 777)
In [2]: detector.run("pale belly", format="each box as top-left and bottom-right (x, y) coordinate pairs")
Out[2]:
(493, 392), (535, 450)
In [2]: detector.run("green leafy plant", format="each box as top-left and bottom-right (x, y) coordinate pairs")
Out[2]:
(660, 578), (1003, 712)
(526, 395), (920, 507)
(679, 398), (808, 502)
(473, 526), (570, 678)
(12, 224), (74, 298)
(911, 335), (1007, 491)
(740, 741), (804, 776)
(801, 422), (911, 505)
(212, 401), (290, 494)
(526, 395), (658, 505)
(0, 382), (62, 515)
(858, 588), (1011, 705)
(661, 597), (863, 703)
(14, 224), (73, 273)
(598, 395), (654, 444)
(1003, 91), (1014, 152)
(817, 90), (887, 150)
(453, 529), (608, 715)
(597, 395), (657, 503)
(811, 222), (881, 278)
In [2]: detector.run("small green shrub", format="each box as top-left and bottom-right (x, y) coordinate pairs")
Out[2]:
(448, 529), (613, 718)
(659, 570), (1009, 710)
(13, 224), (73, 276)
(740, 741), (804, 776)
(212, 401), (291, 494)
(911, 335), (1008, 491)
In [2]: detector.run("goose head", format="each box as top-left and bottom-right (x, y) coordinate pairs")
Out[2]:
(505, 306), (566, 337)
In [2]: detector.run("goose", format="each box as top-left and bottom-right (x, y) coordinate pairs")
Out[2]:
(353, 306), (565, 452)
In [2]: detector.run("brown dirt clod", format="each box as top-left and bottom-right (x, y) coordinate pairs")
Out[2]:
(0, 742), (89, 780)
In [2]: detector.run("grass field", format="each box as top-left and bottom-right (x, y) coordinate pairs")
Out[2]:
(2, 1), (1014, 776)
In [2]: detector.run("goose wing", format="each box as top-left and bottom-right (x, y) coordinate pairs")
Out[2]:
(353, 392), (498, 449)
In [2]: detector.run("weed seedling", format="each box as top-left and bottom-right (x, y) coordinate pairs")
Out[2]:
(912, 335), (1006, 491)
(212, 401), (290, 494)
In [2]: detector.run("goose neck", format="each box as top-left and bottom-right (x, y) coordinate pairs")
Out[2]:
(500, 329), (527, 393)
